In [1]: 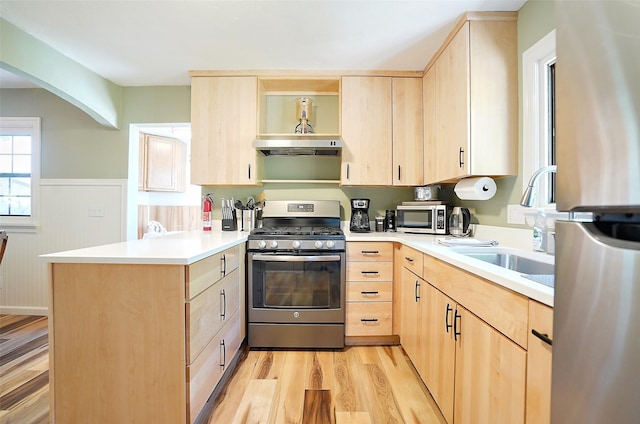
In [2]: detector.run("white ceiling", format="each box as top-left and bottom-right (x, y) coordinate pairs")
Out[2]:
(0, 0), (527, 87)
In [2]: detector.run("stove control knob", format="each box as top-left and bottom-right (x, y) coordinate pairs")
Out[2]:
(314, 240), (324, 249)
(292, 240), (301, 249)
(326, 240), (335, 249)
(258, 240), (267, 249)
(269, 240), (278, 249)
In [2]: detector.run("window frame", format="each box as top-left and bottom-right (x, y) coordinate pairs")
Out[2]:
(0, 117), (41, 231)
(522, 29), (557, 208)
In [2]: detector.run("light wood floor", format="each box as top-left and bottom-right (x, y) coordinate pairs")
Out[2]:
(208, 346), (446, 424)
(0, 315), (49, 424)
(0, 316), (446, 424)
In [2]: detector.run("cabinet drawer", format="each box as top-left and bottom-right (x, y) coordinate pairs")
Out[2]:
(187, 269), (240, 363)
(187, 311), (242, 423)
(399, 244), (424, 278)
(187, 246), (240, 300)
(346, 302), (393, 336)
(423, 254), (528, 348)
(347, 281), (393, 302)
(347, 261), (393, 281)
(347, 242), (393, 262)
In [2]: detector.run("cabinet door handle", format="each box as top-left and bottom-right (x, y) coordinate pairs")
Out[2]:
(361, 291), (380, 295)
(454, 309), (462, 341)
(398, 165), (401, 181)
(221, 254), (226, 277)
(458, 147), (465, 168)
(220, 289), (226, 320)
(445, 303), (453, 333)
(248, 164), (251, 180)
(532, 329), (553, 346)
(361, 250), (379, 255)
(361, 271), (379, 275)
(361, 318), (379, 322)
(405, 256), (414, 263)
(414, 280), (421, 302)
(347, 163), (350, 180)
(220, 339), (226, 369)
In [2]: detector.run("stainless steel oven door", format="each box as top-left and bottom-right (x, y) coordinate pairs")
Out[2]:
(248, 251), (346, 324)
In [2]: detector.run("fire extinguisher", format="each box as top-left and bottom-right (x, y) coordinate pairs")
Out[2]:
(202, 194), (213, 231)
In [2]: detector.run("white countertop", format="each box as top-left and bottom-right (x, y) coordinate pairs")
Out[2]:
(40, 229), (250, 265)
(41, 223), (553, 306)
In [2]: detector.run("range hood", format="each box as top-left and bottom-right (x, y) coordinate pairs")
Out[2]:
(253, 136), (342, 156)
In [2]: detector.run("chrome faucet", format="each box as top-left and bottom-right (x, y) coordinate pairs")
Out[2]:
(520, 165), (557, 207)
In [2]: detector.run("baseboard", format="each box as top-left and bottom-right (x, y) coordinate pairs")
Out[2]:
(0, 305), (48, 316)
(345, 335), (400, 346)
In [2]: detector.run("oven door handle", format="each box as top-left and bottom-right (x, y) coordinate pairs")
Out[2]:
(251, 254), (342, 262)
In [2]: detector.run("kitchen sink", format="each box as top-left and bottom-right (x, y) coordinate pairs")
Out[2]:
(451, 248), (555, 288)
(461, 252), (554, 275)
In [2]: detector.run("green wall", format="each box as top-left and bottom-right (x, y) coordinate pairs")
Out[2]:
(457, 0), (555, 227)
(0, 86), (190, 178)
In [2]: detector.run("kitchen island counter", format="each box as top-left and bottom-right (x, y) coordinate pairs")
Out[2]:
(40, 229), (249, 265)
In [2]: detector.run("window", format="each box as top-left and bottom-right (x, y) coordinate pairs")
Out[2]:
(522, 29), (557, 208)
(0, 117), (41, 229)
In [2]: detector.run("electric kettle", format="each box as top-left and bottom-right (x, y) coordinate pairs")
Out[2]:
(449, 207), (471, 237)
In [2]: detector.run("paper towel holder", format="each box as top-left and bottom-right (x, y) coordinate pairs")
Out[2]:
(454, 177), (497, 200)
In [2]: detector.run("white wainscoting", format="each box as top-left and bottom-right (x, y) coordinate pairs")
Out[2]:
(0, 179), (126, 315)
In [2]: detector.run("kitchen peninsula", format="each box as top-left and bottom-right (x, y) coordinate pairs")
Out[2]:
(42, 225), (552, 423)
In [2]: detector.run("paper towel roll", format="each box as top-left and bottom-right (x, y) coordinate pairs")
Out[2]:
(454, 177), (497, 200)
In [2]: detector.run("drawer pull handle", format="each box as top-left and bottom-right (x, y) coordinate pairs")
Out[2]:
(220, 289), (226, 320)
(361, 291), (380, 295)
(221, 254), (227, 277)
(361, 271), (379, 275)
(220, 339), (226, 369)
(361, 318), (379, 322)
(361, 250), (380, 254)
(445, 303), (453, 333)
(405, 256), (414, 263)
(532, 329), (553, 346)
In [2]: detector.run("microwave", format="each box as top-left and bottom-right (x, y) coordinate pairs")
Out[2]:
(396, 205), (448, 234)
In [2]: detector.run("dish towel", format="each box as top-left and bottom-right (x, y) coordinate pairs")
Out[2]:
(437, 238), (499, 247)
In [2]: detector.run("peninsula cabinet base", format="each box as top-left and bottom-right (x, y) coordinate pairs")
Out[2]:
(48, 254), (243, 424)
(49, 263), (187, 423)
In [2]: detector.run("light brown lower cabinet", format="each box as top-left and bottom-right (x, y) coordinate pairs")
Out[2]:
(526, 300), (554, 424)
(398, 252), (528, 424)
(345, 242), (394, 338)
(48, 245), (244, 424)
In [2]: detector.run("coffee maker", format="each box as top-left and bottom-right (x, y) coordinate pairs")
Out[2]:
(350, 198), (371, 232)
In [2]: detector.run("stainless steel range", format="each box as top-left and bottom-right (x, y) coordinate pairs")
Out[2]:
(247, 200), (346, 348)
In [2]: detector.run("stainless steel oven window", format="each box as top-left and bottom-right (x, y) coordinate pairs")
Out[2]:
(250, 254), (342, 309)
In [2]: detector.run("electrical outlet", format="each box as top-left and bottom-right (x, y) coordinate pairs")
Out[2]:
(507, 204), (526, 225)
(88, 203), (105, 217)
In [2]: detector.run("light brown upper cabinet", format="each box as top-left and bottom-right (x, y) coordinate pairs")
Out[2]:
(341, 76), (393, 186)
(424, 13), (518, 184)
(190, 76), (260, 185)
(392, 77), (424, 186)
(139, 133), (186, 192)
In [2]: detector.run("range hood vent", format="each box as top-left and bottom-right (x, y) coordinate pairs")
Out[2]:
(253, 136), (342, 156)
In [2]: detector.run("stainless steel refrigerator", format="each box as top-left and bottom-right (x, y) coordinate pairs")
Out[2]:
(553, 1), (640, 423)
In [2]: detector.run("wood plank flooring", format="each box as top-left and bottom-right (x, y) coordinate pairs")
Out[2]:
(1, 315), (446, 424)
(208, 346), (447, 424)
(0, 315), (49, 424)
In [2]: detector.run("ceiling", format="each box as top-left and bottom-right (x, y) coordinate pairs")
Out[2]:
(0, 0), (527, 88)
